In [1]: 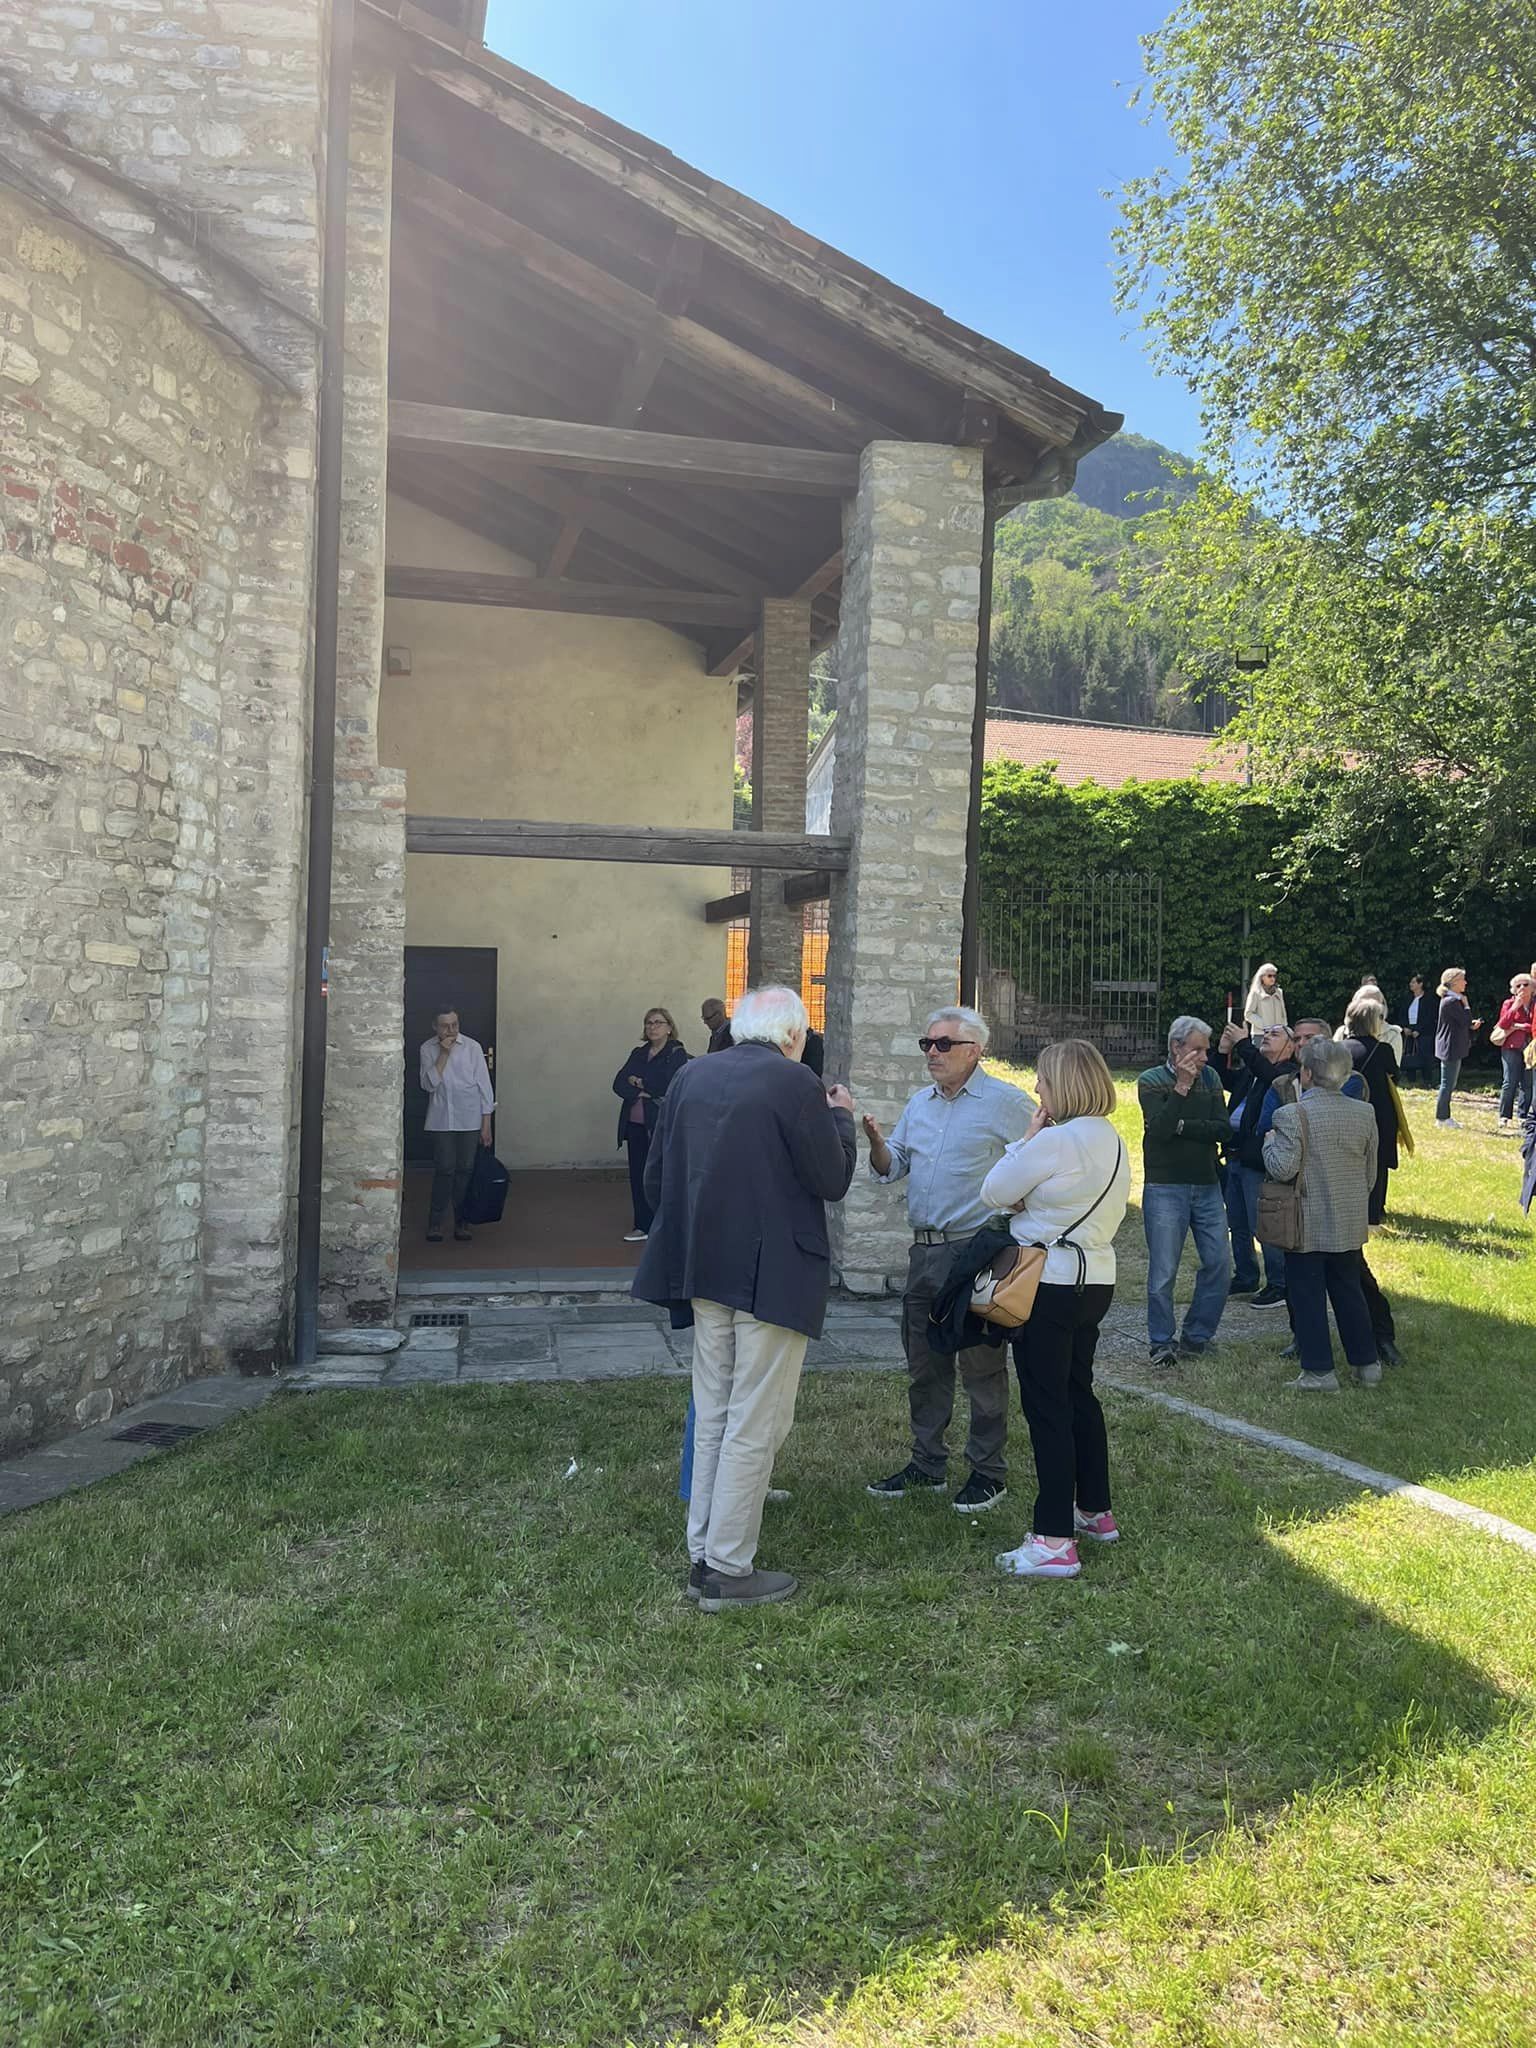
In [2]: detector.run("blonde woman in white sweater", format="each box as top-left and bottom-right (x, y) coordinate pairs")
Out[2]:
(1244, 963), (1288, 1034)
(980, 1039), (1130, 1581)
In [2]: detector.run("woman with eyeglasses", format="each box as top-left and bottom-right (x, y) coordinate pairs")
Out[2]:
(612, 1006), (689, 1242)
(979, 1039), (1130, 1582)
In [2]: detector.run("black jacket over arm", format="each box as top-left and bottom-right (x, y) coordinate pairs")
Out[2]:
(612, 1039), (689, 1145)
(631, 1041), (856, 1339)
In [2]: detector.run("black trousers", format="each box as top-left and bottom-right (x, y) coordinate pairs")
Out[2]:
(428, 1129), (478, 1229)
(1010, 1281), (1115, 1541)
(625, 1124), (653, 1232)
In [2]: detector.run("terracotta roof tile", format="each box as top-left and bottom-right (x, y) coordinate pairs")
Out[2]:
(984, 716), (1242, 787)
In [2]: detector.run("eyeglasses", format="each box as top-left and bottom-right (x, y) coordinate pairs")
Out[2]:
(918, 1036), (974, 1054)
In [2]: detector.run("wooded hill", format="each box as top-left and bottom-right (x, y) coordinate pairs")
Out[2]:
(990, 432), (1225, 729)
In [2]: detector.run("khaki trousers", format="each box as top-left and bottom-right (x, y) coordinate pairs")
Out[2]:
(904, 1240), (1009, 1481)
(687, 1299), (808, 1577)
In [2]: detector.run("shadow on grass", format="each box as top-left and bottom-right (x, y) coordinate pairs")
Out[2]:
(1386, 1213), (1528, 1259)
(0, 1374), (1521, 2047)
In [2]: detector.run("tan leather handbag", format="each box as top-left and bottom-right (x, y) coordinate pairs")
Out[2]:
(971, 1142), (1125, 1330)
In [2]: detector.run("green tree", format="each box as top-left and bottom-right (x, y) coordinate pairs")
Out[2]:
(1117, 0), (1536, 890)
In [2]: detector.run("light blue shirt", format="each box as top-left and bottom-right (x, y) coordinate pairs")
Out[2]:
(872, 1067), (1036, 1234)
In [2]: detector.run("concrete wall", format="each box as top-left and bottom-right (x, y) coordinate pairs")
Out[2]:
(379, 498), (734, 1169)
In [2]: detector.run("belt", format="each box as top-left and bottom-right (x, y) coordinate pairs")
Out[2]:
(912, 1227), (975, 1245)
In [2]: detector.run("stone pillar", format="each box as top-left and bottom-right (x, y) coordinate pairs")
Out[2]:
(318, 67), (407, 1326)
(748, 597), (811, 989)
(824, 444), (984, 1292)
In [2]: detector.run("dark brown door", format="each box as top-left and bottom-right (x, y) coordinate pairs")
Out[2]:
(403, 945), (498, 1165)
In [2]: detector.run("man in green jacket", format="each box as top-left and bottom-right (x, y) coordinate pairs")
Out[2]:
(1137, 1015), (1231, 1368)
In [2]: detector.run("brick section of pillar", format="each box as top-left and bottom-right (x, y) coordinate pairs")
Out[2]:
(824, 444), (985, 1292)
(747, 597), (812, 990)
(318, 69), (408, 1327)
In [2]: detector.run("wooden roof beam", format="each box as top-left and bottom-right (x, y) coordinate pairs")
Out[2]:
(407, 817), (851, 870)
(389, 402), (860, 492)
(707, 551), (844, 679)
(384, 566), (758, 626)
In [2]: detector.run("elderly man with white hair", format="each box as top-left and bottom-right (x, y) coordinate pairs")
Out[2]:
(1137, 1014), (1231, 1368)
(634, 985), (856, 1611)
(863, 1004), (1035, 1513)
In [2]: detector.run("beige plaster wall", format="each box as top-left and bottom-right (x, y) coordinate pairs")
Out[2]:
(379, 498), (734, 1168)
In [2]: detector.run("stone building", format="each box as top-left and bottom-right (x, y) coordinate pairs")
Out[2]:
(0, 0), (1118, 1451)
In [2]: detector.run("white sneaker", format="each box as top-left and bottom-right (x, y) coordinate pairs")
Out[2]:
(1499, 1118), (1514, 1131)
(996, 1536), (1080, 1579)
(1435, 1117), (1461, 1131)
(623, 1230), (648, 1243)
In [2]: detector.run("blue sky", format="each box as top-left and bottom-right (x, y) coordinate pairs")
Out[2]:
(481, 0), (1200, 455)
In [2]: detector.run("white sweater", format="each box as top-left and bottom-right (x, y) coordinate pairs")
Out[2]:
(979, 1116), (1130, 1287)
(1245, 988), (1289, 1033)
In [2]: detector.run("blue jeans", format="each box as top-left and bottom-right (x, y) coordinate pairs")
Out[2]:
(1287, 1249), (1376, 1376)
(1143, 1182), (1230, 1350)
(1238, 1165), (1286, 1289)
(1436, 1055), (1462, 1121)
(1498, 1046), (1532, 1121)
(1224, 1165), (1260, 1291)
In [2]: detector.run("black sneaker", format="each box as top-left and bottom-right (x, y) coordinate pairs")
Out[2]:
(1280, 1338), (1298, 1359)
(866, 1461), (947, 1499)
(1148, 1342), (1179, 1370)
(684, 1560), (706, 1602)
(1178, 1335), (1216, 1357)
(1249, 1285), (1288, 1309)
(952, 1472), (1007, 1514)
(698, 1567), (798, 1612)
(1377, 1338), (1402, 1368)
(1229, 1278), (1260, 1295)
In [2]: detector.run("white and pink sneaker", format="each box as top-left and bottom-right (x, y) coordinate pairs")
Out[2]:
(996, 1536), (1081, 1579)
(1073, 1509), (1119, 1544)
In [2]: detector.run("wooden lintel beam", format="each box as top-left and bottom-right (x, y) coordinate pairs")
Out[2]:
(507, 467), (766, 595)
(407, 816), (851, 870)
(390, 401), (859, 493)
(703, 890), (751, 924)
(385, 566), (758, 626)
(707, 549), (845, 678)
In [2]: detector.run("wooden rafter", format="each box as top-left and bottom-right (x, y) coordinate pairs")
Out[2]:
(389, 402), (860, 492)
(392, 159), (895, 447)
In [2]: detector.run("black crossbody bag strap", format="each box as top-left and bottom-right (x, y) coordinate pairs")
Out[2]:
(1026, 1137), (1126, 1293)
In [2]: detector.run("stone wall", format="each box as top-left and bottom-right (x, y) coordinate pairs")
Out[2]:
(0, 185), (277, 1446)
(824, 442), (984, 1291)
(321, 64), (405, 1326)
(0, 4), (332, 1441)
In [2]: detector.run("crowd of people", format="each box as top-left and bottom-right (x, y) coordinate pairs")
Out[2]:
(414, 958), (1531, 1613)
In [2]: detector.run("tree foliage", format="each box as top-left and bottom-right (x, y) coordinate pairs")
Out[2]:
(1117, 0), (1536, 891)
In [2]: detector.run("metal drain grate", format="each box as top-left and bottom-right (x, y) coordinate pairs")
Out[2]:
(410, 1311), (469, 1329)
(111, 1421), (204, 1448)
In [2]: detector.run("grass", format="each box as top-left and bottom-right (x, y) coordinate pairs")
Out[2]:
(4, 1069), (1536, 2045)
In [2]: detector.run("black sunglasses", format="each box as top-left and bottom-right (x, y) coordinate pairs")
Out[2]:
(918, 1035), (974, 1054)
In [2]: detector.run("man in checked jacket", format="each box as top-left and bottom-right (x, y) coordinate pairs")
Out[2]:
(1263, 1035), (1379, 1391)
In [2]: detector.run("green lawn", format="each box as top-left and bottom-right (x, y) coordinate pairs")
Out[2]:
(4, 1069), (1535, 2045)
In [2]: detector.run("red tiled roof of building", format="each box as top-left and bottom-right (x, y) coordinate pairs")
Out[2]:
(984, 714), (1243, 786)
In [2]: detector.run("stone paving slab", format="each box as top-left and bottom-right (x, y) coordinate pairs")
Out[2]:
(0, 1372), (278, 1518)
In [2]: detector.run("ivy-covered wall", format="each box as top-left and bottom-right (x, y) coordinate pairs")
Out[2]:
(979, 765), (1536, 1048)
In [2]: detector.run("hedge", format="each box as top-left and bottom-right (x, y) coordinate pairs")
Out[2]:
(978, 764), (1536, 1053)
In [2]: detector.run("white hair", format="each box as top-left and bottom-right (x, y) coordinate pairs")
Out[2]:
(1300, 1036), (1351, 1089)
(732, 985), (808, 1048)
(927, 1005), (989, 1052)
(1167, 1015), (1212, 1055)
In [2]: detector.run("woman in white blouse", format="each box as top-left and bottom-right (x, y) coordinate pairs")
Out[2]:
(979, 1039), (1131, 1581)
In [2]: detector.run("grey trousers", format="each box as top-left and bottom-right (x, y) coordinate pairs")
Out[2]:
(903, 1240), (1009, 1482)
(428, 1128), (479, 1228)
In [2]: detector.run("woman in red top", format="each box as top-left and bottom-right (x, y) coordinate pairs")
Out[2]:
(1495, 973), (1535, 1127)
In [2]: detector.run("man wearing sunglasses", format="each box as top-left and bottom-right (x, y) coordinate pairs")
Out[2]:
(863, 1006), (1034, 1512)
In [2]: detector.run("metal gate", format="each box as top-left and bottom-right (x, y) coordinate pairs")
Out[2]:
(980, 872), (1164, 1068)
